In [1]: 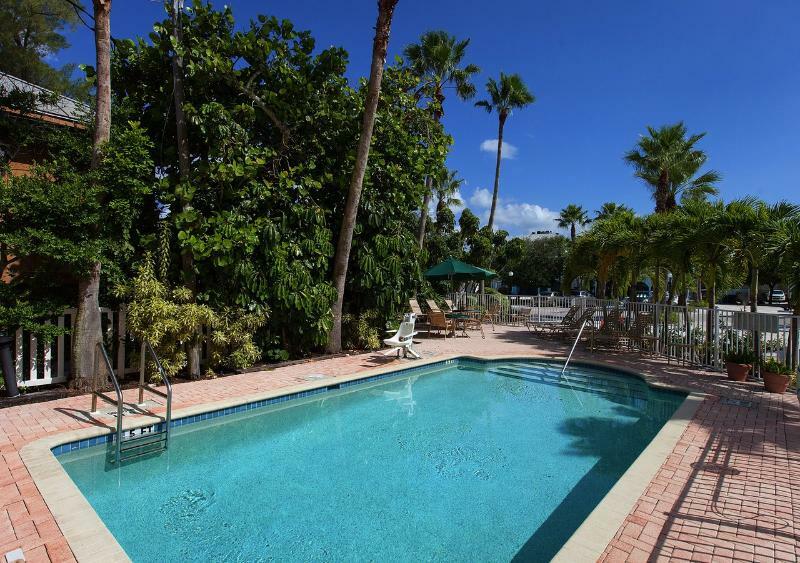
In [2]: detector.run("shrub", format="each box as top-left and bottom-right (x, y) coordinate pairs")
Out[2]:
(760, 358), (794, 376)
(342, 310), (382, 351)
(724, 349), (756, 365)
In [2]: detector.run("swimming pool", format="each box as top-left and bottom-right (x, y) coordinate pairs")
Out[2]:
(56, 359), (685, 562)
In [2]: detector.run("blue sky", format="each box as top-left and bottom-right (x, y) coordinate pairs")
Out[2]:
(58, 0), (800, 236)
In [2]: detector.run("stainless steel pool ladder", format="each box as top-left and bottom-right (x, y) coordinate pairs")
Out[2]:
(90, 341), (172, 464)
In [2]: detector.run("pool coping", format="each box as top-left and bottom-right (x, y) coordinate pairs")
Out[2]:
(20, 353), (701, 563)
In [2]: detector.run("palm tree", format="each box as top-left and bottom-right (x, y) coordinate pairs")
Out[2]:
(404, 31), (479, 248)
(557, 204), (591, 242)
(475, 73), (535, 230)
(595, 202), (631, 220)
(624, 122), (720, 213)
(327, 0), (399, 354)
(724, 198), (799, 312)
(434, 169), (463, 216)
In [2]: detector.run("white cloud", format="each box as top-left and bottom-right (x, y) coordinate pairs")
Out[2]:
(490, 202), (559, 235)
(469, 187), (493, 208)
(466, 187), (558, 236)
(480, 139), (518, 159)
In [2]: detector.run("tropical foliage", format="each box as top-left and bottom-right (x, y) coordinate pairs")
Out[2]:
(624, 122), (720, 213)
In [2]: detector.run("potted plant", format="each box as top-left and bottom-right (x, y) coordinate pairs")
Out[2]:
(723, 349), (755, 382)
(760, 358), (794, 393)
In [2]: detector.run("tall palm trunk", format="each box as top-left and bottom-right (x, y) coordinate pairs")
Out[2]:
(570, 223), (576, 242)
(327, 0), (399, 353)
(417, 93), (444, 248)
(655, 170), (669, 213)
(416, 178), (432, 248)
(487, 112), (507, 231)
(72, 0), (111, 392)
(749, 265), (759, 313)
(170, 0), (200, 377)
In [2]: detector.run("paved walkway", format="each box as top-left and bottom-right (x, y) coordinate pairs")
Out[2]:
(1, 326), (798, 562)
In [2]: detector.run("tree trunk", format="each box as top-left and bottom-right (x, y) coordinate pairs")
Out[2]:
(72, 0), (112, 391)
(416, 178), (433, 248)
(570, 223), (576, 242)
(749, 265), (758, 313)
(655, 170), (669, 213)
(326, 0), (399, 354)
(487, 113), (506, 231)
(170, 0), (200, 377)
(418, 86), (445, 248)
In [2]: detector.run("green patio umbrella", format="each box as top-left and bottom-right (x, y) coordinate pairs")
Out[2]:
(424, 257), (498, 281)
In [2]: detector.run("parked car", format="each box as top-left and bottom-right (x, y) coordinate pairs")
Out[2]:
(635, 291), (651, 303)
(770, 289), (786, 303)
(571, 290), (592, 298)
(539, 291), (560, 298)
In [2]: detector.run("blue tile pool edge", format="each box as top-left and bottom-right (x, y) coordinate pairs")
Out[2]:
(50, 356), (688, 457)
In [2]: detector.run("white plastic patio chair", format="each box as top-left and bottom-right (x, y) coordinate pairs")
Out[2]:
(382, 320), (420, 359)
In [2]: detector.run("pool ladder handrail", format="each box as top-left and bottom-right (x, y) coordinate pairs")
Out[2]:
(139, 340), (173, 449)
(90, 341), (173, 464)
(91, 342), (124, 464)
(561, 316), (592, 377)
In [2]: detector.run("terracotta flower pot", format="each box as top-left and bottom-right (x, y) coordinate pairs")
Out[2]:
(763, 371), (790, 393)
(725, 362), (750, 382)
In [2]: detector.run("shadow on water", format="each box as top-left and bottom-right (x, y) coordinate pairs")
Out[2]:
(512, 406), (672, 562)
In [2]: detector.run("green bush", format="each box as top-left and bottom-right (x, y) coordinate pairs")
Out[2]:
(342, 310), (382, 351)
(760, 358), (794, 376)
(724, 349), (756, 365)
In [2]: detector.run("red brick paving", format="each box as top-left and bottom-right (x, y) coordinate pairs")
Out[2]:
(0, 326), (798, 562)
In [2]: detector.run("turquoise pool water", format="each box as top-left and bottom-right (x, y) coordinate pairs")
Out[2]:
(58, 359), (685, 562)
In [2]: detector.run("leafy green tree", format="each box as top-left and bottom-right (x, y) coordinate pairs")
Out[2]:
(0, 0), (90, 98)
(556, 204), (591, 242)
(475, 72), (535, 230)
(404, 30), (479, 247)
(624, 122), (720, 213)
(0, 122), (156, 339)
(507, 235), (569, 293)
(112, 4), (444, 360)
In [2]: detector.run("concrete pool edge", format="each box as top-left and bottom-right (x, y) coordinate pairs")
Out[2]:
(21, 353), (696, 562)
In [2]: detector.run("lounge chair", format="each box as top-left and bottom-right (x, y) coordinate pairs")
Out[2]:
(543, 307), (596, 339)
(509, 306), (533, 326)
(591, 308), (626, 349)
(382, 321), (420, 358)
(529, 305), (579, 336)
(428, 310), (455, 338)
(426, 299), (442, 313)
(444, 298), (456, 312)
(409, 299), (430, 331)
(626, 312), (658, 354)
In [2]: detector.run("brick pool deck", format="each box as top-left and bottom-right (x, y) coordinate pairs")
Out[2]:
(1, 326), (798, 562)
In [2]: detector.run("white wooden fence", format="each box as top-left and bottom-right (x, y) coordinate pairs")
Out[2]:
(12, 307), (129, 388)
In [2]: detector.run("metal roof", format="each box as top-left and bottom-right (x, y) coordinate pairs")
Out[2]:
(0, 71), (90, 124)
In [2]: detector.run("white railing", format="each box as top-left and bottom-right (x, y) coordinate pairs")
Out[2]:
(11, 306), (208, 389)
(447, 292), (800, 373)
(14, 308), (123, 388)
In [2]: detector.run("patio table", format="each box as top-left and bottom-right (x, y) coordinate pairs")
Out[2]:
(446, 312), (483, 338)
